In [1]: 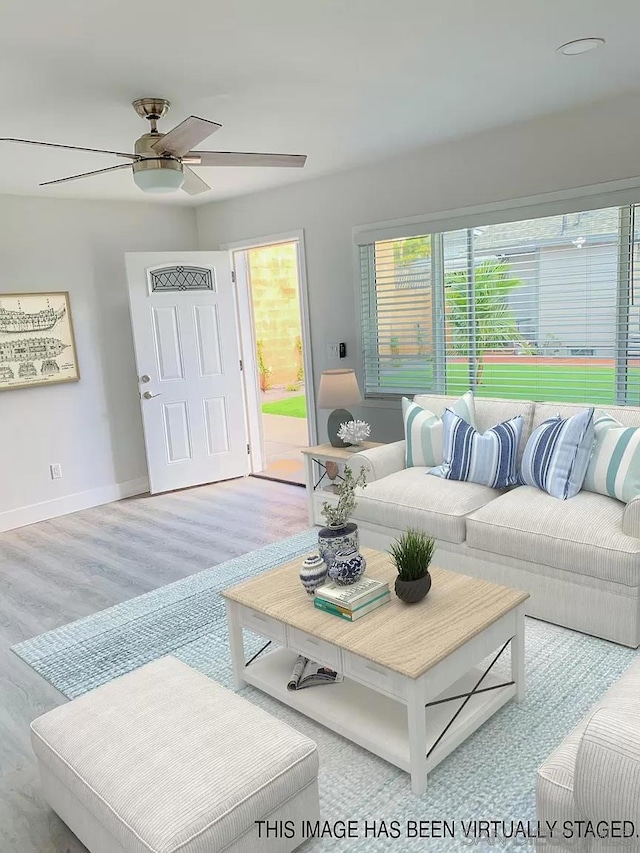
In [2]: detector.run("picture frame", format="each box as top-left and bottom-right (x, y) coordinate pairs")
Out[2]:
(0, 291), (80, 391)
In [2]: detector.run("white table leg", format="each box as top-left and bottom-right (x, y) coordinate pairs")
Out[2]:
(511, 604), (525, 701)
(303, 454), (316, 526)
(407, 682), (428, 795)
(225, 600), (246, 689)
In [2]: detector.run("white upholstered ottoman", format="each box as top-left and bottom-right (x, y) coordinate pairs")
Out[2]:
(30, 656), (319, 853)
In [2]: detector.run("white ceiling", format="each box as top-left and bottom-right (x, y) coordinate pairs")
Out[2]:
(2, 0), (640, 205)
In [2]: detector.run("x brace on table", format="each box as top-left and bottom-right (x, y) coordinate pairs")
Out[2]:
(245, 640), (272, 667)
(243, 636), (515, 761)
(425, 637), (514, 758)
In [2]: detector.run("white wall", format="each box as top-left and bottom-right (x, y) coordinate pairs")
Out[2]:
(196, 91), (640, 443)
(4, 92), (640, 531)
(0, 196), (197, 530)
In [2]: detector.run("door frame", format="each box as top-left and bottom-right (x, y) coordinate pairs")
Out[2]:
(224, 229), (317, 474)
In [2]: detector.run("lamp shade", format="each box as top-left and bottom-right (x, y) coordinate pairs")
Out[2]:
(317, 368), (362, 409)
(133, 167), (185, 194)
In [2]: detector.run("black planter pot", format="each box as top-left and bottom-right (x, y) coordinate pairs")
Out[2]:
(394, 572), (432, 603)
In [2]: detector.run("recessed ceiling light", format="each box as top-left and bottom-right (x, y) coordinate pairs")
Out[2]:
(557, 37), (605, 56)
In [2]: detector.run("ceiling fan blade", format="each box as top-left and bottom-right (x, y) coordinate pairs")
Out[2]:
(39, 162), (133, 187)
(0, 137), (138, 159)
(183, 151), (307, 168)
(150, 116), (222, 158)
(181, 166), (211, 196)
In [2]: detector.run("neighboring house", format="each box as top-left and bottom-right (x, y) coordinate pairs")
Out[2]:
(388, 207), (638, 360)
(472, 208), (629, 358)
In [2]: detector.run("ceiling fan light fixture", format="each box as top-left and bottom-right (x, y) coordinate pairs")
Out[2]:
(3, 97), (307, 196)
(132, 159), (185, 194)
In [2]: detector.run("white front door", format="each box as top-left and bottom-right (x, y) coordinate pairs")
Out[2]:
(126, 251), (248, 494)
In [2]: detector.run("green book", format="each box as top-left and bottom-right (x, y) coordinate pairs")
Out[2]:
(314, 591), (390, 621)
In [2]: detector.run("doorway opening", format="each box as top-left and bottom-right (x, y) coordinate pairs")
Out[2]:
(233, 235), (314, 486)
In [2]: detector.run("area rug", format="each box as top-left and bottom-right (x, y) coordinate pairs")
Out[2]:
(13, 530), (639, 852)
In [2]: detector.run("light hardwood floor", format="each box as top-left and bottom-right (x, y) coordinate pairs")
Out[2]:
(0, 476), (308, 853)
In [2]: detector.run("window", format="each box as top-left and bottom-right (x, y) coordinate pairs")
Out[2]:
(360, 235), (435, 397)
(359, 204), (640, 405)
(149, 265), (214, 292)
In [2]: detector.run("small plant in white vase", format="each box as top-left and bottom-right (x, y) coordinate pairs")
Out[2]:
(318, 465), (367, 568)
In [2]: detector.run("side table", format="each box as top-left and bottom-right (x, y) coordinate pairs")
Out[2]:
(300, 441), (383, 526)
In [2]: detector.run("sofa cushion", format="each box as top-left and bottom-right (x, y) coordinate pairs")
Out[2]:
(519, 408), (595, 500)
(403, 390), (475, 467)
(466, 486), (640, 586)
(533, 401), (640, 431)
(352, 466), (503, 543)
(430, 409), (523, 488)
(583, 410), (640, 504)
(413, 394), (535, 463)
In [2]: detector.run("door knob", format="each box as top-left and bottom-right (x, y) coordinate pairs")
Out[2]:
(142, 391), (161, 400)
(139, 374), (151, 384)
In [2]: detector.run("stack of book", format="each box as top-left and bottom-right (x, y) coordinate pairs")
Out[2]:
(314, 576), (390, 621)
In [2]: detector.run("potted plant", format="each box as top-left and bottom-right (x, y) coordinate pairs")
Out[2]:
(318, 465), (366, 568)
(389, 529), (435, 603)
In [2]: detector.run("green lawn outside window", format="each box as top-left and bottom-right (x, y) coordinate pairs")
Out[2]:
(379, 363), (640, 406)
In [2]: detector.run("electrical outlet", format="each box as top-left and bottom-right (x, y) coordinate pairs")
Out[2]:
(50, 463), (62, 480)
(327, 343), (340, 359)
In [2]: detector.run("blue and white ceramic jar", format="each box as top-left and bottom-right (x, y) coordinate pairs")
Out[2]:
(299, 554), (328, 596)
(329, 546), (367, 586)
(318, 522), (358, 569)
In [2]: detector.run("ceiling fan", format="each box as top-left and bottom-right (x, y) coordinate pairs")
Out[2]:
(0, 98), (307, 195)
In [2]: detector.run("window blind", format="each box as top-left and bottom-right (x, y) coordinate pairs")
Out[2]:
(360, 204), (640, 406)
(360, 235), (436, 397)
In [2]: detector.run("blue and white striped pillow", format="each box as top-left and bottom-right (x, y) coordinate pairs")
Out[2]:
(519, 408), (595, 500)
(429, 408), (523, 489)
(403, 391), (476, 468)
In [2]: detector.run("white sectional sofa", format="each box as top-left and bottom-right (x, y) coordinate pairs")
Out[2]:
(351, 394), (640, 648)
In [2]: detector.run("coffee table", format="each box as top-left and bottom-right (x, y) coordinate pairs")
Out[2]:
(222, 547), (528, 795)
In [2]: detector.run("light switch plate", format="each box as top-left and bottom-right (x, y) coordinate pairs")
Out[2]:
(327, 343), (340, 359)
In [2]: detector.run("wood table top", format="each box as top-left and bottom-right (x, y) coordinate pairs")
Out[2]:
(300, 441), (383, 461)
(222, 548), (529, 679)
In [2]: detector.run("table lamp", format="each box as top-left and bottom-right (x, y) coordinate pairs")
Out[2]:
(317, 368), (362, 447)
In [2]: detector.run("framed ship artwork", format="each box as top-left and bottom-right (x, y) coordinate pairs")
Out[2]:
(0, 292), (80, 391)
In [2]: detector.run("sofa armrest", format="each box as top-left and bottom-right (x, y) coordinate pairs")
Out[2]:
(575, 705), (640, 822)
(622, 497), (640, 538)
(347, 440), (406, 483)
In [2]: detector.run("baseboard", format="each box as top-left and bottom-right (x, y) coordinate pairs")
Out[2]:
(0, 477), (150, 533)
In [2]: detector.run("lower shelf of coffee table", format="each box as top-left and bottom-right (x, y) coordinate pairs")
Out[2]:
(243, 647), (514, 774)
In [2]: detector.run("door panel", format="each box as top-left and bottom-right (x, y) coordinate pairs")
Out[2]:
(194, 305), (223, 376)
(163, 401), (192, 463)
(152, 306), (185, 380)
(203, 397), (230, 454)
(126, 252), (248, 494)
